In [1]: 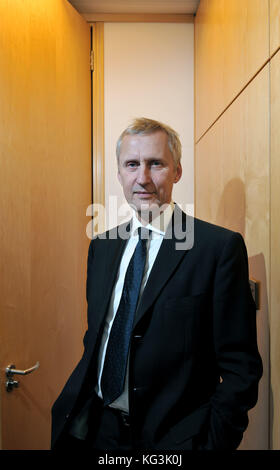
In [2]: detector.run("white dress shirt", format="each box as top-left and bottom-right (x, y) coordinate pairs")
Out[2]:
(95, 203), (174, 413)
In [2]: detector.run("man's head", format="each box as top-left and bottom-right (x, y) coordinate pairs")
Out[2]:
(116, 117), (182, 169)
(116, 117), (182, 220)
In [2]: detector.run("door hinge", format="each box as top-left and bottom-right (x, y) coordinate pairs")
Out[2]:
(90, 50), (94, 71)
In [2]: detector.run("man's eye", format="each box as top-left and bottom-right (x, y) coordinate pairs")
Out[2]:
(151, 160), (161, 166)
(127, 162), (138, 168)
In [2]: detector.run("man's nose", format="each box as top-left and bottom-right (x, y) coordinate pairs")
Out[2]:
(136, 164), (151, 185)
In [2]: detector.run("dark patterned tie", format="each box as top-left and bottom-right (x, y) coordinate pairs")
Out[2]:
(101, 227), (149, 406)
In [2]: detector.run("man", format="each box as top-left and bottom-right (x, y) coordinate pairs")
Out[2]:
(51, 117), (262, 450)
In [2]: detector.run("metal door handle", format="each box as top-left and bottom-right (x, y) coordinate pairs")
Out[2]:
(5, 361), (39, 392)
(6, 361), (39, 377)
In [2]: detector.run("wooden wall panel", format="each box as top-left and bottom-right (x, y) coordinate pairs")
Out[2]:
(270, 49), (280, 450)
(196, 66), (270, 449)
(0, 0), (91, 449)
(270, 0), (280, 55)
(195, 0), (269, 141)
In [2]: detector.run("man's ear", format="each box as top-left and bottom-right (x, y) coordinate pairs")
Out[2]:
(174, 162), (182, 184)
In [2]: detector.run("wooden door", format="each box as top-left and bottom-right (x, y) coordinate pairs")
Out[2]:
(0, 0), (91, 449)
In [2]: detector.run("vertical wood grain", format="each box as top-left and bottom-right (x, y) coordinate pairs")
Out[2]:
(195, 0), (269, 141)
(270, 49), (280, 450)
(0, 0), (91, 449)
(92, 22), (105, 214)
(270, 0), (280, 55)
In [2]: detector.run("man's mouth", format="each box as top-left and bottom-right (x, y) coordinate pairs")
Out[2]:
(134, 192), (155, 198)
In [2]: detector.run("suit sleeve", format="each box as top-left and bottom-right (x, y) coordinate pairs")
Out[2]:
(198, 232), (263, 450)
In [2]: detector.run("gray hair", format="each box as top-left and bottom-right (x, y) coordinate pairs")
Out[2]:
(116, 117), (182, 168)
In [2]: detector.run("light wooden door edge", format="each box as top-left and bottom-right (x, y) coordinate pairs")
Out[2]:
(91, 22), (105, 212)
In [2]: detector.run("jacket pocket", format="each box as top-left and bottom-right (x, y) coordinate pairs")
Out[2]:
(155, 402), (210, 450)
(164, 293), (207, 312)
(172, 402), (210, 444)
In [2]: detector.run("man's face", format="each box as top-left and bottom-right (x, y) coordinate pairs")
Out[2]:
(117, 131), (182, 219)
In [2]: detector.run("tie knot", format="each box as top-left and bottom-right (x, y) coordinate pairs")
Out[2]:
(138, 227), (150, 241)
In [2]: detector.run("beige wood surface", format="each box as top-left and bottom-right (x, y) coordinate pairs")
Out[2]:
(270, 0), (280, 55)
(195, 65), (270, 449)
(92, 22), (105, 212)
(195, 0), (269, 141)
(0, 0), (91, 449)
(270, 49), (280, 450)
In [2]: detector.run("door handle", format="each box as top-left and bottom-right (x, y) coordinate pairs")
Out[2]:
(6, 361), (39, 377)
(5, 361), (39, 392)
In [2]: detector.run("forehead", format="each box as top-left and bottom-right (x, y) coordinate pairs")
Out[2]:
(120, 130), (169, 156)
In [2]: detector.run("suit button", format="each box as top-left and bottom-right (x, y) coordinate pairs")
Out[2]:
(133, 335), (142, 340)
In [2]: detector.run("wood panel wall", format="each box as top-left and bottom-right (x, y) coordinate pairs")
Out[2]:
(0, 0), (91, 448)
(270, 48), (280, 451)
(270, 0), (280, 55)
(195, 0), (269, 141)
(195, 0), (280, 449)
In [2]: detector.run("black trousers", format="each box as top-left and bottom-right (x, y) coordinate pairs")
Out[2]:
(56, 399), (133, 451)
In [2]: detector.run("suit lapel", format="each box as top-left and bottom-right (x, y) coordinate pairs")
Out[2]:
(92, 222), (130, 334)
(133, 206), (194, 328)
(92, 208), (194, 333)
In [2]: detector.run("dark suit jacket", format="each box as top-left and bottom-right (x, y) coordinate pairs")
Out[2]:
(51, 206), (262, 450)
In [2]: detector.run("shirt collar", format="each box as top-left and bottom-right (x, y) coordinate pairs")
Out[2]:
(131, 202), (174, 238)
